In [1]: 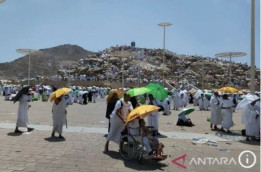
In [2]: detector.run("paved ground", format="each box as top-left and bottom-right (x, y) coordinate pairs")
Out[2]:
(0, 96), (259, 172)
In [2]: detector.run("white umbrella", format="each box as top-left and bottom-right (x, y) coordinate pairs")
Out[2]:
(43, 86), (51, 90)
(78, 91), (84, 95)
(236, 95), (260, 110)
(82, 91), (88, 94)
(194, 90), (203, 99)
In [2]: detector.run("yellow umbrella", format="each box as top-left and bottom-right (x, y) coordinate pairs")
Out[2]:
(218, 87), (238, 93)
(126, 105), (160, 123)
(189, 90), (196, 95)
(50, 88), (72, 102)
(238, 91), (244, 95)
(106, 89), (124, 103)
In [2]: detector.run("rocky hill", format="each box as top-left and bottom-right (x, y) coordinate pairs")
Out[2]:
(62, 46), (259, 90)
(0, 44), (94, 80)
(0, 44), (259, 90)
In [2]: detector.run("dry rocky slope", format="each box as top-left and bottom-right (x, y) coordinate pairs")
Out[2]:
(0, 44), (94, 80)
(0, 44), (259, 90)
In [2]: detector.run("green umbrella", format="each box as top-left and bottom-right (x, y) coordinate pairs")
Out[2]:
(204, 92), (213, 97)
(178, 108), (195, 116)
(127, 87), (151, 97)
(238, 97), (244, 101)
(146, 83), (167, 100)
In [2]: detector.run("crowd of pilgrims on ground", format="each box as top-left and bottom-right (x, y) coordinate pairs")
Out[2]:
(1, 85), (107, 104)
(0, 84), (260, 159)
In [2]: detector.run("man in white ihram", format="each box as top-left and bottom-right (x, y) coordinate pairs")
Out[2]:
(105, 93), (133, 151)
(210, 92), (222, 130)
(241, 98), (260, 141)
(51, 95), (67, 139)
(146, 94), (163, 136)
(173, 91), (181, 110)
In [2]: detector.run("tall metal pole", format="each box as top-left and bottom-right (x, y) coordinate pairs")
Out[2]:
(107, 55), (109, 83)
(162, 26), (165, 87)
(216, 52), (246, 86)
(138, 62), (140, 86)
(250, 0), (255, 94)
(122, 60), (124, 88)
(163, 27), (166, 50)
(28, 50), (31, 86)
(229, 54), (232, 85)
(68, 63), (70, 86)
(158, 22), (171, 87)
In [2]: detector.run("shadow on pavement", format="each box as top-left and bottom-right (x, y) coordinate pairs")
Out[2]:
(103, 150), (122, 160)
(103, 150), (168, 170)
(7, 132), (22, 136)
(239, 140), (260, 146)
(124, 159), (168, 171)
(158, 134), (167, 138)
(44, 137), (66, 142)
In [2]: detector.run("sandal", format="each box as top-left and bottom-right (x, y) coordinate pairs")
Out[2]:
(162, 155), (168, 160)
(58, 135), (65, 139)
(27, 128), (34, 132)
(104, 143), (109, 152)
(14, 129), (23, 133)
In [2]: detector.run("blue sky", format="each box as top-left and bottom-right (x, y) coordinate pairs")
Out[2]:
(0, 0), (260, 67)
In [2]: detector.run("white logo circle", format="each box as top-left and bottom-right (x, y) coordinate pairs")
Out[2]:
(238, 150), (256, 168)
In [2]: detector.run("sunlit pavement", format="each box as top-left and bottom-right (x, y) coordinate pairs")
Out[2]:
(0, 97), (259, 172)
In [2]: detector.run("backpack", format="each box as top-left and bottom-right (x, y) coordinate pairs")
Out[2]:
(106, 100), (123, 119)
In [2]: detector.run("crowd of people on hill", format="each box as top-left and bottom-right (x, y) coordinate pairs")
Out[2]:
(25, 45), (257, 89)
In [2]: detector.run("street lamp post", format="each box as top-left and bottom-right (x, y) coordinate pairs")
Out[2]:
(122, 59), (126, 88)
(107, 56), (109, 83)
(215, 52), (246, 86)
(158, 22), (172, 87)
(138, 63), (140, 86)
(250, 0), (255, 95)
(16, 49), (40, 86)
(136, 50), (144, 87)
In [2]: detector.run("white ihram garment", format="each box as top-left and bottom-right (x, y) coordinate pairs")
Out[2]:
(107, 99), (133, 144)
(146, 99), (162, 130)
(52, 97), (67, 134)
(16, 94), (31, 128)
(242, 103), (260, 137)
(210, 96), (222, 125)
(220, 99), (234, 130)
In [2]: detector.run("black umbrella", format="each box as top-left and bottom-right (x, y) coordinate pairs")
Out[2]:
(51, 86), (57, 92)
(12, 86), (30, 103)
